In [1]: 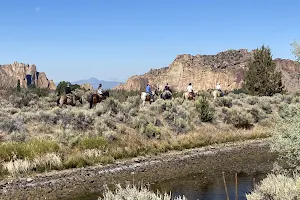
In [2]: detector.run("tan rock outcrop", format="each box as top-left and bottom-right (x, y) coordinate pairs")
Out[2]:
(0, 61), (55, 90)
(80, 83), (93, 91)
(48, 80), (57, 90)
(115, 49), (300, 92)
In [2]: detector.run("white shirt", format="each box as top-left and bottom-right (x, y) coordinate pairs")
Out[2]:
(216, 84), (221, 90)
(97, 88), (103, 94)
(187, 85), (193, 92)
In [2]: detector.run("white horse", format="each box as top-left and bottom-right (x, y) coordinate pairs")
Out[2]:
(141, 91), (157, 106)
(212, 90), (227, 100)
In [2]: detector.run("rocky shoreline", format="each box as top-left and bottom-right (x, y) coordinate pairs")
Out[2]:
(0, 139), (275, 200)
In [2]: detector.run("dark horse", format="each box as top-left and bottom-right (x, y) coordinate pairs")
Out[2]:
(89, 91), (110, 109)
(160, 89), (173, 100)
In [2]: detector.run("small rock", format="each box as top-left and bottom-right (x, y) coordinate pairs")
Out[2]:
(26, 178), (33, 182)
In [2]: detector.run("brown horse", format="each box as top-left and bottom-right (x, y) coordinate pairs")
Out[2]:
(89, 90), (110, 109)
(183, 91), (197, 101)
(57, 93), (83, 107)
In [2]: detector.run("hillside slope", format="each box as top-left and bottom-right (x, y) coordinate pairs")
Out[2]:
(115, 49), (300, 92)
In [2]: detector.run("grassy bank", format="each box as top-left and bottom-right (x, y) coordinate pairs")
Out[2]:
(0, 88), (298, 177)
(246, 110), (300, 200)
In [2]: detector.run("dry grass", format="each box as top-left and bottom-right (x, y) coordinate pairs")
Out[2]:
(0, 88), (296, 177)
(246, 174), (300, 200)
(98, 183), (187, 200)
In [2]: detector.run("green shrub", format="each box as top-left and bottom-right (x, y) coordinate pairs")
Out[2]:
(0, 139), (60, 161)
(283, 94), (293, 104)
(246, 174), (300, 200)
(195, 97), (215, 122)
(231, 89), (246, 94)
(248, 106), (267, 123)
(173, 117), (191, 133)
(278, 102), (300, 119)
(245, 96), (259, 105)
(9, 90), (39, 108)
(214, 96), (233, 108)
(0, 116), (25, 134)
(223, 107), (254, 128)
(144, 123), (161, 139)
(63, 154), (93, 168)
(258, 101), (272, 114)
(77, 136), (108, 150)
(270, 115), (300, 174)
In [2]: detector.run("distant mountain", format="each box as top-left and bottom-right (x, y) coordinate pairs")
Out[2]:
(71, 77), (122, 90)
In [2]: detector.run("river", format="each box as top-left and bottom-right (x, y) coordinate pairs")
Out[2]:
(0, 140), (274, 200)
(71, 172), (266, 200)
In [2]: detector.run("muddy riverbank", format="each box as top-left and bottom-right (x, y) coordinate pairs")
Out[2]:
(0, 139), (275, 200)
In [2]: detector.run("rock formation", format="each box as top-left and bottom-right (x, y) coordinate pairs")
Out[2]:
(115, 49), (300, 92)
(80, 83), (93, 91)
(0, 61), (56, 90)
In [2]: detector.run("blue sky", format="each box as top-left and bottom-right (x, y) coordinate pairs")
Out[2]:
(0, 0), (299, 83)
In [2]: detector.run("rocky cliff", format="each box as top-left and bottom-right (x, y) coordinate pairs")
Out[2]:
(0, 61), (56, 90)
(115, 49), (300, 92)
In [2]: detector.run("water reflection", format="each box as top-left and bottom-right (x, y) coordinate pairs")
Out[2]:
(70, 172), (266, 200)
(151, 172), (266, 200)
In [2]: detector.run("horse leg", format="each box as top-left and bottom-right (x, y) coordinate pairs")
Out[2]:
(89, 96), (93, 109)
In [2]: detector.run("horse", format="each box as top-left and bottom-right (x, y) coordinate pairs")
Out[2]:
(212, 89), (229, 100)
(89, 90), (110, 109)
(160, 89), (173, 100)
(141, 90), (159, 106)
(183, 91), (197, 101)
(57, 93), (83, 107)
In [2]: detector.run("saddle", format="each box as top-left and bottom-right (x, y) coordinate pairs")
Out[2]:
(146, 93), (153, 101)
(188, 92), (195, 98)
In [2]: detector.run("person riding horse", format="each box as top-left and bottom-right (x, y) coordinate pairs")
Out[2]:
(65, 83), (72, 94)
(164, 83), (170, 92)
(187, 83), (195, 98)
(161, 83), (172, 100)
(146, 83), (154, 101)
(97, 83), (103, 98)
(216, 82), (224, 97)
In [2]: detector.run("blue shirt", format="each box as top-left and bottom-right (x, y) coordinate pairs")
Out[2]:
(146, 85), (151, 93)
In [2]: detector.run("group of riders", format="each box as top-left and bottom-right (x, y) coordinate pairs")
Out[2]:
(145, 82), (224, 100)
(63, 81), (224, 103)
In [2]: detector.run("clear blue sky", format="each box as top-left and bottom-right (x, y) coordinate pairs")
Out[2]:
(0, 0), (299, 83)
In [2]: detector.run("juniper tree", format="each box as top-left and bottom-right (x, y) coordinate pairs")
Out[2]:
(242, 45), (284, 96)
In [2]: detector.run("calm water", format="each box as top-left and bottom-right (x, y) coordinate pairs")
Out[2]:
(70, 172), (266, 200)
(150, 172), (266, 200)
